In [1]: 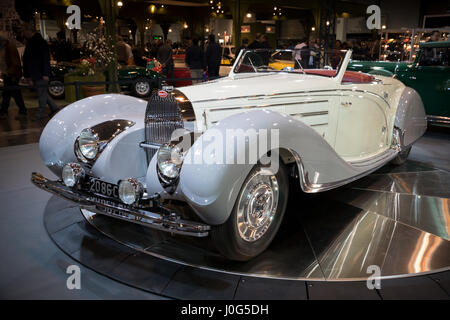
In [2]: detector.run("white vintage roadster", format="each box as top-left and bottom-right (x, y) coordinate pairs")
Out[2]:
(32, 49), (427, 261)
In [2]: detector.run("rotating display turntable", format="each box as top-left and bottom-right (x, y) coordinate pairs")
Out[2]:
(44, 160), (450, 299)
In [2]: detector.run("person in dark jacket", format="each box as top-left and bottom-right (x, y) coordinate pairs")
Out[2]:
(258, 34), (271, 66)
(205, 34), (221, 78)
(22, 23), (59, 121)
(247, 33), (262, 50)
(54, 30), (72, 62)
(0, 32), (27, 119)
(132, 46), (147, 67)
(157, 39), (174, 81)
(185, 38), (205, 83)
(237, 38), (249, 57)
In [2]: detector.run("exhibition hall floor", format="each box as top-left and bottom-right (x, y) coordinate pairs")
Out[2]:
(0, 130), (449, 299)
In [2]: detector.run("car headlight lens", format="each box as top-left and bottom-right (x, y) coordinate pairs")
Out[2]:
(78, 128), (99, 160)
(157, 144), (184, 181)
(118, 178), (143, 205)
(62, 163), (85, 187)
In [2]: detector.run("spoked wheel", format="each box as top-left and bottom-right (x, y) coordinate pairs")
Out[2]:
(211, 163), (289, 261)
(391, 146), (411, 165)
(48, 80), (65, 99)
(132, 77), (151, 97)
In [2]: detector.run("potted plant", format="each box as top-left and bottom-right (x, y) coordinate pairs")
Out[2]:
(79, 58), (106, 97)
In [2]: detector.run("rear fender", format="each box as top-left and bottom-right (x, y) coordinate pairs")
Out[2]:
(394, 87), (427, 147)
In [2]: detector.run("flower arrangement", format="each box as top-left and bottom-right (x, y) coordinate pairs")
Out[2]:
(73, 29), (115, 76)
(78, 58), (97, 76)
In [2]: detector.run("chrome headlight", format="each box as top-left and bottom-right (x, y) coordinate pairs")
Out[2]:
(118, 178), (143, 205)
(156, 143), (184, 182)
(77, 128), (99, 160)
(62, 163), (85, 187)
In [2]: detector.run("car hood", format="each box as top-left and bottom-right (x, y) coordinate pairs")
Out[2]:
(177, 72), (337, 103)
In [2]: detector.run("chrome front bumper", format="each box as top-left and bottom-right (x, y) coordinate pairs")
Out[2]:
(31, 172), (211, 237)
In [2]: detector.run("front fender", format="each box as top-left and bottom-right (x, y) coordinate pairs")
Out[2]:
(178, 109), (362, 225)
(39, 94), (147, 176)
(90, 125), (147, 184)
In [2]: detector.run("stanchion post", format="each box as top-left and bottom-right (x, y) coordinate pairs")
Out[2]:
(75, 81), (81, 100)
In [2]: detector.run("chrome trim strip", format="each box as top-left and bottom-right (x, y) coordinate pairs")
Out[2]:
(343, 89), (390, 108)
(31, 172), (210, 237)
(209, 100), (329, 112)
(290, 111), (329, 117)
(288, 148), (397, 193)
(348, 148), (397, 167)
(192, 89), (389, 106)
(249, 93), (341, 100)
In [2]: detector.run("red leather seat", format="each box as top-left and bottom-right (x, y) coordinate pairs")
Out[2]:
(303, 69), (374, 83)
(236, 64), (255, 73)
(173, 67), (192, 87)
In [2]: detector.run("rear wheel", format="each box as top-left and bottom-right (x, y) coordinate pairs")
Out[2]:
(48, 80), (65, 99)
(391, 146), (411, 165)
(211, 162), (289, 261)
(132, 77), (151, 98)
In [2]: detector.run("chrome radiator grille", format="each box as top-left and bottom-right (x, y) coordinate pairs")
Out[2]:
(144, 92), (183, 163)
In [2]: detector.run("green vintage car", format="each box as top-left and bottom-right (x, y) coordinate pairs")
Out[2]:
(348, 41), (450, 126)
(49, 63), (163, 99)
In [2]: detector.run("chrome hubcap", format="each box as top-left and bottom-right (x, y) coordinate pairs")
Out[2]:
(236, 169), (279, 242)
(135, 81), (150, 95)
(49, 82), (64, 96)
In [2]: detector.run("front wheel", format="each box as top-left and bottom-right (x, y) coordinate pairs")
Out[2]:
(211, 163), (289, 261)
(391, 146), (411, 165)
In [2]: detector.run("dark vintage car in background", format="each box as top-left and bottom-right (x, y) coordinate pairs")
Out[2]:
(49, 62), (164, 99)
(348, 41), (450, 126)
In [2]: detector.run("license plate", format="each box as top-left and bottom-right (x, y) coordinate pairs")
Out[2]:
(86, 177), (119, 199)
(90, 196), (129, 218)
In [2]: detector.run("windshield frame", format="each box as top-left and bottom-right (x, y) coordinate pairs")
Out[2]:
(231, 48), (351, 79)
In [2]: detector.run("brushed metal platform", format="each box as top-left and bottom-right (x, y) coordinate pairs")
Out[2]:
(78, 160), (450, 281)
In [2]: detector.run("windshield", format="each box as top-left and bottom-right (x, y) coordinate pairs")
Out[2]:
(233, 48), (349, 76)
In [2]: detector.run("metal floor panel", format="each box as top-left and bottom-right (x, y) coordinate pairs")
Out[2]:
(74, 160), (450, 281)
(329, 189), (450, 241)
(81, 207), (324, 280)
(351, 170), (450, 199)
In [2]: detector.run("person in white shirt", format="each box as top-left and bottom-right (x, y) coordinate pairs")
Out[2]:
(293, 39), (308, 69)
